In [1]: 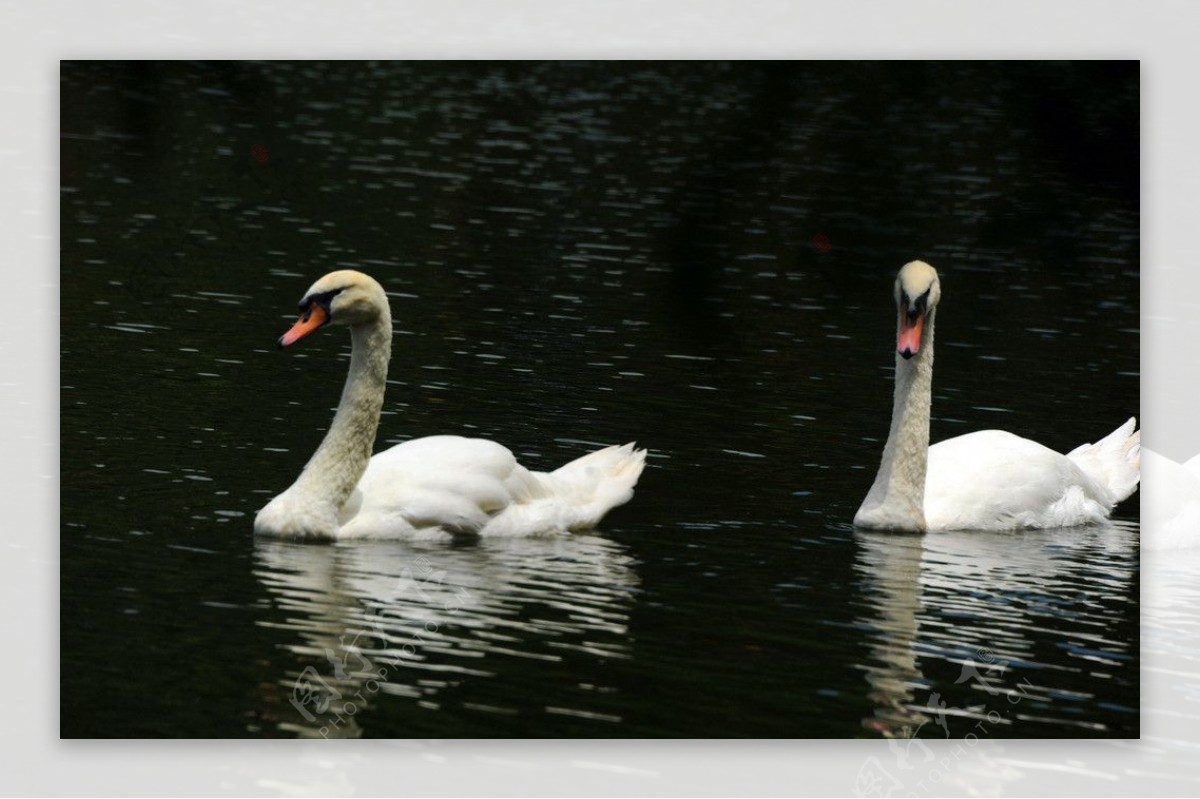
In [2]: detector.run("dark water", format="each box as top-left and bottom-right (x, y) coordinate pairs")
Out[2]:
(60, 61), (1140, 738)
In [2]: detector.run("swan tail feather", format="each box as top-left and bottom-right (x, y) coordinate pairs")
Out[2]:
(482, 444), (646, 537)
(548, 442), (648, 530)
(1066, 417), (1141, 505)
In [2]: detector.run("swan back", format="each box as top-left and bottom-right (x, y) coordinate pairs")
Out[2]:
(925, 430), (1107, 530)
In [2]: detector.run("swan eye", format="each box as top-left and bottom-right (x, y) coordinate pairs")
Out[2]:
(299, 288), (343, 317)
(907, 289), (931, 315)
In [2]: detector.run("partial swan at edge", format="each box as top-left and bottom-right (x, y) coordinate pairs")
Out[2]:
(1142, 448), (1200, 550)
(254, 270), (646, 540)
(854, 260), (1139, 532)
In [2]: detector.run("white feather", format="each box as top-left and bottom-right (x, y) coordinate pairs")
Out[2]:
(925, 424), (1138, 531)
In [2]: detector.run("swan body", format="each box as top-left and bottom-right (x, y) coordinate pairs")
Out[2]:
(254, 270), (646, 540)
(854, 260), (1140, 532)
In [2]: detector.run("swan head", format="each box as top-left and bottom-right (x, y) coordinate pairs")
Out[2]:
(893, 260), (940, 360)
(278, 270), (389, 347)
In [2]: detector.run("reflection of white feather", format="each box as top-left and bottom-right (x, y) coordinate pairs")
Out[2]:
(855, 522), (1137, 740)
(1142, 449), (1200, 550)
(254, 535), (639, 736)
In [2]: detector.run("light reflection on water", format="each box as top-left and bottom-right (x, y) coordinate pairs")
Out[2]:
(253, 535), (638, 737)
(1140, 549), (1200, 777)
(853, 547), (1200, 797)
(855, 523), (1138, 739)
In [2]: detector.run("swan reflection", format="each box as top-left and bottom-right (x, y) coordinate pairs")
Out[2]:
(253, 534), (639, 737)
(854, 524), (1137, 741)
(1142, 545), (1200, 779)
(853, 521), (1200, 791)
(854, 531), (929, 738)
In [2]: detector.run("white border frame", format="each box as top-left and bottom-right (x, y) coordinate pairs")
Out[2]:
(6, 1), (1198, 795)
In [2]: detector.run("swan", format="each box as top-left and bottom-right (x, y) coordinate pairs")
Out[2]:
(854, 260), (1140, 532)
(253, 269), (647, 539)
(1141, 448), (1200, 550)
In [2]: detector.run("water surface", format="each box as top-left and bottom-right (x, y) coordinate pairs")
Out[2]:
(60, 61), (1140, 738)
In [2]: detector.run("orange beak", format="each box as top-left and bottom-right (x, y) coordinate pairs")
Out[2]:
(897, 308), (924, 360)
(278, 304), (329, 348)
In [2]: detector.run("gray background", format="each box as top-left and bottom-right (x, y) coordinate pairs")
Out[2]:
(4, 0), (1197, 795)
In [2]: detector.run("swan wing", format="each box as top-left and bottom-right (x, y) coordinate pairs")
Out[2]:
(336, 435), (534, 537)
(925, 430), (1111, 530)
(336, 437), (646, 538)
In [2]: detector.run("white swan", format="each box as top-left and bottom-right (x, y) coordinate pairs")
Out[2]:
(253, 270), (647, 539)
(854, 260), (1140, 532)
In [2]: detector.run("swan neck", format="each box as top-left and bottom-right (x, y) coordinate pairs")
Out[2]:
(858, 312), (935, 530)
(290, 314), (392, 512)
